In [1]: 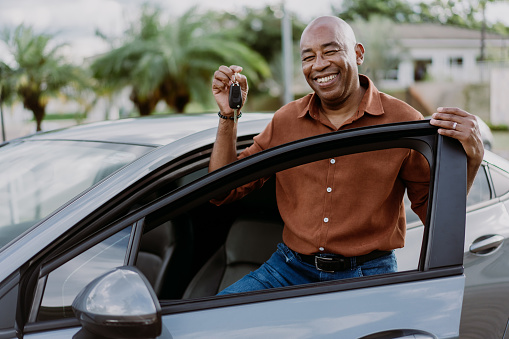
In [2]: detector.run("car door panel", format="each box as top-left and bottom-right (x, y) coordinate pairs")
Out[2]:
(460, 201), (509, 337)
(398, 201), (509, 338)
(463, 203), (509, 256)
(161, 276), (464, 339)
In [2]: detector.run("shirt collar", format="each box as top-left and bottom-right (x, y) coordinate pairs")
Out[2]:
(299, 74), (385, 120)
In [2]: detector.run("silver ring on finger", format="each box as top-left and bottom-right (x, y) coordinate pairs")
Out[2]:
(452, 122), (458, 130)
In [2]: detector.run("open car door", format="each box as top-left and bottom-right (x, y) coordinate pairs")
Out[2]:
(28, 121), (467, 339)
(154, 120), (467, 339)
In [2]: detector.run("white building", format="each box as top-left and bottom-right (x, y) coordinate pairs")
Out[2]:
(381, 23), (509, 88)
(372, 23), (509, 125)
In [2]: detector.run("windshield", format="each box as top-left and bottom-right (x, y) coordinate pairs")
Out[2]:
(0, 140), (153, 250)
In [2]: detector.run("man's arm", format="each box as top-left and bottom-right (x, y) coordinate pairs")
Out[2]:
(429, 107), (485, 194)
(209, 65), (248, 173)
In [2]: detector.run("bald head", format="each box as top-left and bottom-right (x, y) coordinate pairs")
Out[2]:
(301, 16), (357, 48)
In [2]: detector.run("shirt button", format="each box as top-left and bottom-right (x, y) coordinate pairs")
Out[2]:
(326, 187), (332, 193)
(330, 159), (336, 164)
(319, 247), (325, 251)
(324, 217), (329, 223)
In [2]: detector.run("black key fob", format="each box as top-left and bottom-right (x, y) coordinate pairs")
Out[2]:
(229, 83), (242, 109)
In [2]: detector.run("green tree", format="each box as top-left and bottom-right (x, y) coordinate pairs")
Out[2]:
(334, 0), (419, 23)
(0, 62), (15, 141)
(91, 5), (270, 115)
(0, 62), (15, 105)
(213, 6), (305, 65)
(0, 25), (90, 131)
(337, 0), (509, 33)
(91, 5), (165, 116)
(210, 6), (306, 97)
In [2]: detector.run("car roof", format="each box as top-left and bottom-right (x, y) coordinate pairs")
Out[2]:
(12, 113), (274, 147)
(484, 149), (509, 171)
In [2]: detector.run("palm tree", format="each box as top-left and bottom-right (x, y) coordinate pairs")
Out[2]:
(90, 5), (165, 116)
(0, 62), (15, 141)
(1, 25), (90, 131)
(91, 5), (270, 115)
(158, 8), (270, 113)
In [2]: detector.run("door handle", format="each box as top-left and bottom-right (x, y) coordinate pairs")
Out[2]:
(469, 234), (504, 254)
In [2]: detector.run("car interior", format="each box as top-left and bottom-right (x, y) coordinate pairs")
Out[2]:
(136, 173), (285, 299)
(133, 151), (431, 300)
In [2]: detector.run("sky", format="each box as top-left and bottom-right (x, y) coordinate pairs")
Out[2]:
(2, 0), (509, 63)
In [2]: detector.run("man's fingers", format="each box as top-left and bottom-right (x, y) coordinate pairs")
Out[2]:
(230, 65), (243, 74)
(212, 78), (228, 93)
(430, 118), (461, 130)
(215, 68), (231, 84)
(236, 73), (248, 91)
(436, 106), (470, 117)
(218, 65), (233, 76)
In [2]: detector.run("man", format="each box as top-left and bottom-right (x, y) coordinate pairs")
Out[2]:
(210, 16), (484, 295)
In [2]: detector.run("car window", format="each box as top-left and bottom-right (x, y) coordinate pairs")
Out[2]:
(489, 165), (509, 197)
(404, 165), (491, 225)
(136, 147), (430, 300)
(466, 165), (491, 206)
(0, 141), (151, 251)
(403, 193), (420, 224)
(35, 226), (132, 321)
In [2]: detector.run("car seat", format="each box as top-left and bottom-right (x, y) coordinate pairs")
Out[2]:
(182, 216), (283, 298)
(136, 221), (175, 296)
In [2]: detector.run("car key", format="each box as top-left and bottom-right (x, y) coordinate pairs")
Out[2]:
(229, 74), (242, 123)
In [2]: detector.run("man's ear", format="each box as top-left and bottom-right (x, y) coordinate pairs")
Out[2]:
(355, 43), (365, 66)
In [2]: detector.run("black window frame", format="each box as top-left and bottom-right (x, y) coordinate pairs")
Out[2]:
(138, 120), (466, 314)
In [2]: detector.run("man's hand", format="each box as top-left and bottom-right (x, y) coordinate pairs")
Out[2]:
(430, 107), (484, 193)
(212, 65), (248, 117)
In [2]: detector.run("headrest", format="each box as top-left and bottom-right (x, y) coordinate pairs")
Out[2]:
(140, 221), (174, 257)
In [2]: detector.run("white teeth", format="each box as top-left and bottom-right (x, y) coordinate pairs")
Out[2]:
(316, 74), (337, 83)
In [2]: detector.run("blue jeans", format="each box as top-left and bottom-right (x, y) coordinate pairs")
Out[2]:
(218, 243), (397, 295)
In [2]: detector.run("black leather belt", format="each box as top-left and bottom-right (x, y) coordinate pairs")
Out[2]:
(298, 250), (391, 272)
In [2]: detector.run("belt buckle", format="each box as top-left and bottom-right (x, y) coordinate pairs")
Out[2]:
(315, 256), (347, 272)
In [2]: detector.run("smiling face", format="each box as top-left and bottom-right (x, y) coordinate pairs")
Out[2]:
(300, 17), (364, 109)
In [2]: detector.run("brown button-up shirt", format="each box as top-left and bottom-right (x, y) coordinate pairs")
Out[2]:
(215, 75), (429, 256)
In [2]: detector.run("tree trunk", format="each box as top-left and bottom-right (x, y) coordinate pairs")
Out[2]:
(175, 94), (190, 113)
(130, 88), (160, 116)
(160, 79), (190, 113)
(33, 107), (45, 132)
(19, 88), (45, 132)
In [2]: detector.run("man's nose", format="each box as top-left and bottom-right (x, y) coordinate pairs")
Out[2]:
(313, 54), (330, 70)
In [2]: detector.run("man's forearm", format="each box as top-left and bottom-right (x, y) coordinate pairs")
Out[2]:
(466, 158), (482, 195)
(209, 119), (238, 173)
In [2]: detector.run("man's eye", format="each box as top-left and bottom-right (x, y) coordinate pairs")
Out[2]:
(325, 50), (338, 55)
(302, 56), (314, 62)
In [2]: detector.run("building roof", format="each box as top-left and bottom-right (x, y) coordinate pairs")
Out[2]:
(392, 23), (506, 41)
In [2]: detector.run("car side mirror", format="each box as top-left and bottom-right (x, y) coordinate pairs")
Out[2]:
(72, 266), (161, 339)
